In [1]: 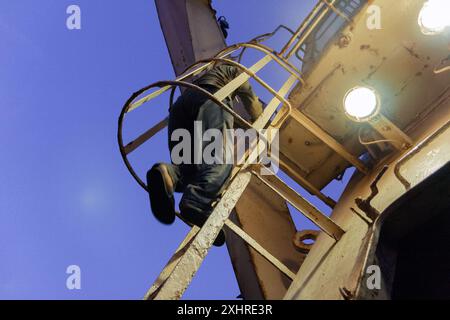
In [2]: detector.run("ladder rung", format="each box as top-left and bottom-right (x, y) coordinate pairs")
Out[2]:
(251, 167), (345, 241)
(224, 219), (296, 280)
(124, 117), (168, 155)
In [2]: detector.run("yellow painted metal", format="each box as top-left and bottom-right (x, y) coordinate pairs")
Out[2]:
(290, 109), (369, 174)
(216, 42), (305, 85)
(150, 106), (292, 299)
(212, 58), (294, 123)
(285, 103), (450, 300)
(251, 167), (345, 241)
(152, 171), (253, 300)
(124, 117), (168, 155)
(368, 114), (414, 151)
(284, 0), (449, 189)
(128, 48), (241, 113)
(285, 0), (338, 59)
(254, 74), (298, 129)
(127, 85), (172, 113)
(279, 0), (328, 56)
(212, 56), (273, 102)
(224, 219), (297, 280)
(276, 154), (337, 208)
(322, 0), (351, 23)
(144, 226), (199, 300)
(280, 0), (340, 59)
(139, 0), (450, 301)
(122, 52), (297, 159)
(230, 177), (307, 299)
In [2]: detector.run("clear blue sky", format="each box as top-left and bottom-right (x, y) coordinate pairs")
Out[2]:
(0, 0), (353, 299)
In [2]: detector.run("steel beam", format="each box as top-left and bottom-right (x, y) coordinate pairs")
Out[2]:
(290, 109), (369, 174)
(368, 114), (413, 151)
(224, 219), (296, 280)
(251, 168), (345, 241)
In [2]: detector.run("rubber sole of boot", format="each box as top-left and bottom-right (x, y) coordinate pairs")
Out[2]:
(147, 166), (175, 225)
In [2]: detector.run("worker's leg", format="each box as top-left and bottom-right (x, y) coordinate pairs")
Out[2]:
(166, 88), (201, 193)
(166, 90), (231, 246)
(178, 98), (233, 247)
(179, 98), (234, 218)
(147, 89), (198, 225)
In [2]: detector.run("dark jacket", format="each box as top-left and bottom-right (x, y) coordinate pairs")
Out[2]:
(194, 63), (263, 122)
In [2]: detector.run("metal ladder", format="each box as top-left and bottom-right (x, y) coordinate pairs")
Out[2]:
(117, 0), (369, 300)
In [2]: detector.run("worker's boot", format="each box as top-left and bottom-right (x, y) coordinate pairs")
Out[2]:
(180, 205), (226, 247)
(146, 164), (175, 225)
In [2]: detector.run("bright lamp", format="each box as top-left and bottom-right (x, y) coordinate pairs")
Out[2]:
(418, 0), (450, 35)
(343, 86), (380, 122)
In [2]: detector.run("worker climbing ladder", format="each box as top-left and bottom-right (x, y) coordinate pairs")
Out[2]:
(118, 0), (370, 300)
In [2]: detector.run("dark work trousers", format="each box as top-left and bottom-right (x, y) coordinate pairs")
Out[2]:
(166, 86), (234, 216)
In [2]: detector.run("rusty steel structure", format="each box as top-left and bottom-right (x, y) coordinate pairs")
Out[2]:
(118, 0), (450, 300)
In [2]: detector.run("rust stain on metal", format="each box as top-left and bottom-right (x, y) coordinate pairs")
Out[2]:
(337, 34), (351, 48)
(355, 166), (389, 221)
(293, 230), (319, 254)
(364, 56), (387, 80)
(360, 44), (379, 56)
(402, 44), (421, 60)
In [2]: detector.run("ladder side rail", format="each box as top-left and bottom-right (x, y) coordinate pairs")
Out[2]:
(144, 226), (200, 300)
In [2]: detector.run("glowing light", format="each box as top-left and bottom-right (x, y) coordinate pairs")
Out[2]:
(418, 0), (450, 35)
(343, 86), (380, 122)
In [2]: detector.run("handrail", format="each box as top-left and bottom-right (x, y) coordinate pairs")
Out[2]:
(279, 0), (329, 57)
(215, 42), (305, 85)
(236, 24), (300, 63)
(285, 0), (339, 59)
